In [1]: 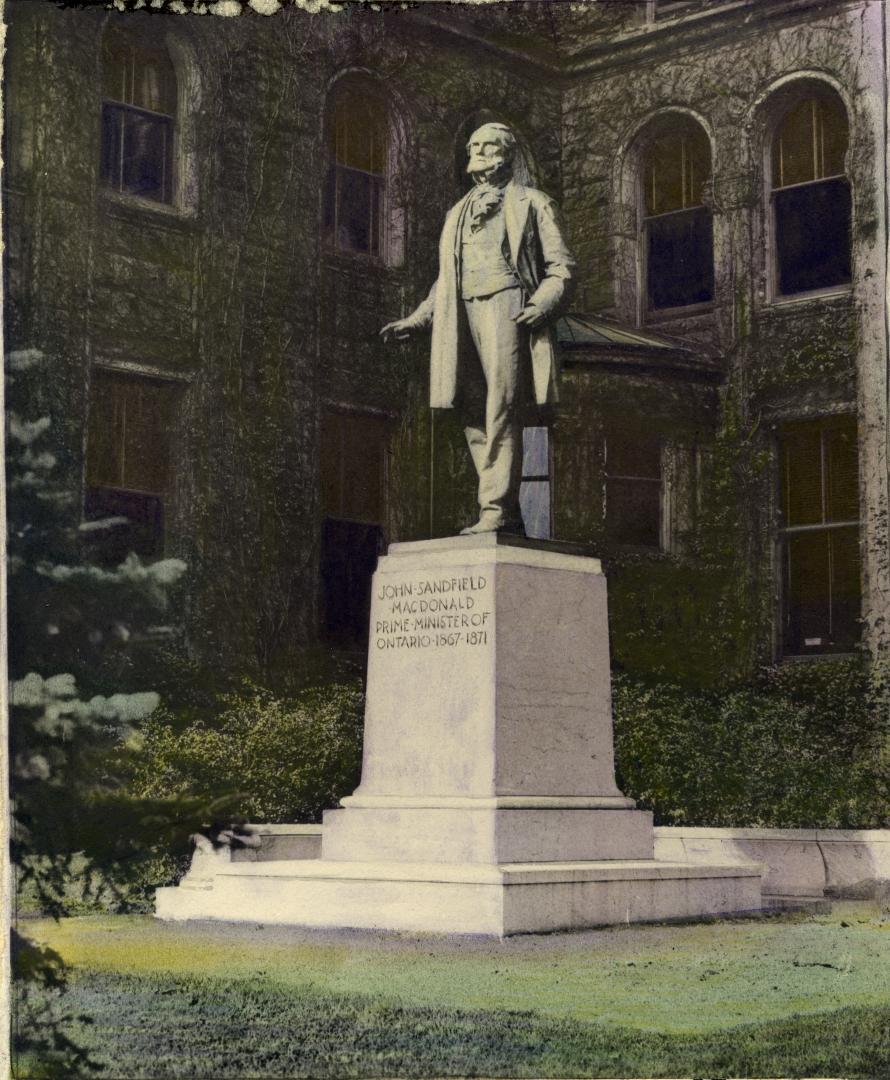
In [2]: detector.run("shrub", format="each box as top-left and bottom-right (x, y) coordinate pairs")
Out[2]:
(130, 680), (365, 823)
(612, 657), (890, 828)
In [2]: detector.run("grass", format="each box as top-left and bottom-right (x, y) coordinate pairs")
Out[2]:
(13, 904), (890, 1078)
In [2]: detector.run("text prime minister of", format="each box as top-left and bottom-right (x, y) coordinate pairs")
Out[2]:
(381, 122), (576, 535)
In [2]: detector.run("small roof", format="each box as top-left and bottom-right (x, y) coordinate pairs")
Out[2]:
(556, 313), (692, 351)
(554, 312), (721, 379)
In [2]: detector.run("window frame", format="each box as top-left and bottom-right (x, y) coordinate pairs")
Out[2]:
(84, 364), (185, 560)
(775, 413), (862, 659)
(519, 425), (553, 540)
(319, 404), (392, 649)
(638, 119), (715, 320)
(764, 87), (853, 306)
(321, 76), (406, 268)
(602, 429), (666, 551)
(99, 26), (179, 209)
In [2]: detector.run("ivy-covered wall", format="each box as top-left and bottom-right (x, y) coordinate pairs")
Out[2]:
(6, 0), (887, 683)
(560, 0), (889, 678)
(4, 1), (560, 672)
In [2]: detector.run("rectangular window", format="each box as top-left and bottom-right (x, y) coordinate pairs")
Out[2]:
(604, 430), (662, 547)
(779, 416), (861, 655)
(85, 370), (179, 561)
(320, 409), (389, 647)
(520, 426), (551, 540)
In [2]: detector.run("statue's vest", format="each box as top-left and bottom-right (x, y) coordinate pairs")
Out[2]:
(460, 206), (521, 301)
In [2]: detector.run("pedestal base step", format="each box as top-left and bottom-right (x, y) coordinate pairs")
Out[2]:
(156, 858), (763, 936)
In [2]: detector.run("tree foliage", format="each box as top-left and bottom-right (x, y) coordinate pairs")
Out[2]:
(7, 347), (235, 1072)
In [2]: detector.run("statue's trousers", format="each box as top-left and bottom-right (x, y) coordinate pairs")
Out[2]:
(461, 286), (528, 525)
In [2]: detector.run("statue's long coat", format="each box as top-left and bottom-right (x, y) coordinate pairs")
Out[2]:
(404, 181), (576, 409)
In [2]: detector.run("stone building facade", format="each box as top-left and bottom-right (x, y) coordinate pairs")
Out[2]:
(5, 0), (888, 683)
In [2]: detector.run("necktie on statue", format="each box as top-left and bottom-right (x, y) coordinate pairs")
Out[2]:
(468, 183), (506, 232)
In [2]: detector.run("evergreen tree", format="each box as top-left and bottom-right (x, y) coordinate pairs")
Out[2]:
(6, 347), (232, 1072)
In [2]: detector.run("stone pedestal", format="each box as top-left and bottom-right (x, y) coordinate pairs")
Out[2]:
(156, 536), (762, 934)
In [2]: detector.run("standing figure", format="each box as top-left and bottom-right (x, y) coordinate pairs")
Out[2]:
(381, 122), (576, 535)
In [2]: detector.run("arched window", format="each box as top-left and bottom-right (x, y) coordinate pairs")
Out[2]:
(640, 118), (714, 311)
(100, 25), (177, 205)
(770, 91), (851, 296)
(323, 80), (390, 260)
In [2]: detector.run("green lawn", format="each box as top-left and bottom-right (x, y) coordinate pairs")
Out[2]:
(14, 904), (890, 1078)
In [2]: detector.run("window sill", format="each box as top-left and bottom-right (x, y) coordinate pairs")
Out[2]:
(323, 253), (405, 278)
(644, 301), (715, 324)
(779, 651), (861, 664)
(764, 285), (853, 311)
(98, 189), (197, 231)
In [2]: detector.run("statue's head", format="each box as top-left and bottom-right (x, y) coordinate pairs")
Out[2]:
(466, 122), (516, 184)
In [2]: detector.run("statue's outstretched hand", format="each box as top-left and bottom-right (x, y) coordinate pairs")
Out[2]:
(380, 318), (414, 342)
(513, 304), (547, 329)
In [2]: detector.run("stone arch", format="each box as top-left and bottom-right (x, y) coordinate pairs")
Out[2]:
(749, 74), (852, 300)
(611, 107), (716, 323)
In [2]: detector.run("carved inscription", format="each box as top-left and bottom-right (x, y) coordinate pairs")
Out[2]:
(374, 574), (491, 651)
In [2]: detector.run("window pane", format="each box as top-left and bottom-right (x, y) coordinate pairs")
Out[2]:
(781, 424), (823, 527)
(606, 478), (661, 546)
(830, 526), (861, 650)
(84, 487), (165, 562)
(773, 98), (818, 187)
(646, 205), (714, 309)
(333, 92), (387, 174)
(340, 414), (385, 523)
(775, 177), (851, 294)
(102, 38), (130, 102)
(645, 128), (710, 215)
(820, 99), (848, 179)
(520, 480), (550, 540)
(121, 109), (172, 202)
(86, 375), (126, 488)
(131, 48), (176, 114)
(321, 411), (388, 524)
(522, 426), (549, 478)
(606, 431), (660, 479)
(784, 526), (860, 654)
(103, 31), (176, 112)
(773, 97), (848, 188)
(335, 167), (374, 254)
(646, 137), (685, 216)
(320, 411), (343, 517)
(321, 519), (383, 647)
(123, 381), (174, 494)
(87, 373), (175, 496)
(100, 105), (124, 191)
(825, 420), (859, 523)
(785, 529), (831, 652)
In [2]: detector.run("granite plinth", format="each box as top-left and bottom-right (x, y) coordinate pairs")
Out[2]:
(156, 536), (763, 934)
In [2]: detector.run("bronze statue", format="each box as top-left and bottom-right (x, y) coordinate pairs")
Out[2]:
(382, 122), (575, 534)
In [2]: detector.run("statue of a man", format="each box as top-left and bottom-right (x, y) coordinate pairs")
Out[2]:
(381, 122), (576, 535)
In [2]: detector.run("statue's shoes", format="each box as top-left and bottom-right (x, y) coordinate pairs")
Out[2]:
(459, 519), (496, 535)
(459, 517), (525, 536)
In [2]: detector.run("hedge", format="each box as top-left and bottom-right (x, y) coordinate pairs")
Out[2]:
(612, 658), (890, 828)
(130, 680), (364, 824)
